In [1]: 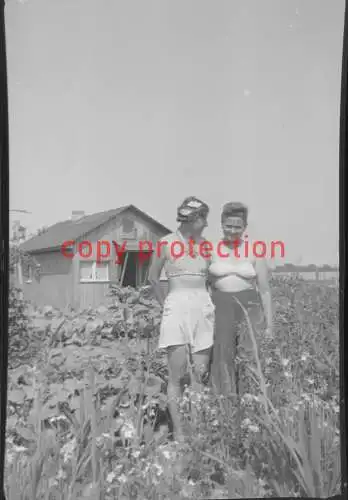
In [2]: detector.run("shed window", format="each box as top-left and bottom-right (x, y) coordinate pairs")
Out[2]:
(122, 217), (134, 233)
(121, 217), (137, 239)
(79, 261), (109, 282)
(79, 262), (93, 281)
(95, 262), (109, 281)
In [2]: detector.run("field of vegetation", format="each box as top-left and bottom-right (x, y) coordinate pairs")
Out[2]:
(5, 275), (340, 499)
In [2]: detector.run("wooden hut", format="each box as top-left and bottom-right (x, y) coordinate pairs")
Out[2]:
(18, 205), (171, 309)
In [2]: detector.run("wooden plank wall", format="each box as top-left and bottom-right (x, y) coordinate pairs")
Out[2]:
(21, 250), (73, 309)
(73, 210), (169, 309)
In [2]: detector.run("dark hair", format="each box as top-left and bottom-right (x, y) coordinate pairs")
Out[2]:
(221, 202), (248, 223)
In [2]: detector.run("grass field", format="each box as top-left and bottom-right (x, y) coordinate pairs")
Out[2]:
(5, 275), (340, 499)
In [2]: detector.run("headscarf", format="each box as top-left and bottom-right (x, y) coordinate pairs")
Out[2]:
(221, 202), (248, 225)
(176, 196), (209, 223)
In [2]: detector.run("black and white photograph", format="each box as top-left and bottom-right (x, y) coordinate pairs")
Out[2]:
(2, 0), (345, 498)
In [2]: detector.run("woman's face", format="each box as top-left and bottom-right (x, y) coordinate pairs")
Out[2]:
(191, 214), (208, 235)
(222, 215), (246, 241)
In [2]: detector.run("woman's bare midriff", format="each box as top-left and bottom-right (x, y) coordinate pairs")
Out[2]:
(167, 275), (208, 293)
(211, 274), (255, 293)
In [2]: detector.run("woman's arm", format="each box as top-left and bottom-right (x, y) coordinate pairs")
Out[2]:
(254, 258), (273, 337)
(206, 272), (215, 294)
(148, 249), (167, 307)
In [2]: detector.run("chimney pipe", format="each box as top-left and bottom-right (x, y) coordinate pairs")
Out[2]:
(71, 210), (85, 222)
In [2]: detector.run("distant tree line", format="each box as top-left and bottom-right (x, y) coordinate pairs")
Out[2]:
(274, 263), (338, 272)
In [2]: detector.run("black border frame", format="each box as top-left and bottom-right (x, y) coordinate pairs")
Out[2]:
(0, 0), (9, 498)
(339, 0), (348, 497)
(0, 1), (347, 499)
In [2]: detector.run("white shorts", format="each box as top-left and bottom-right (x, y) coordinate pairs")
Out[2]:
(158, 289), (215, 354)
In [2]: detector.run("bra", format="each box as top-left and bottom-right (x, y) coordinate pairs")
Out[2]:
(209, 260), (256, 279)
(209, 240), (257, 280)
(161, 231), (209, 279)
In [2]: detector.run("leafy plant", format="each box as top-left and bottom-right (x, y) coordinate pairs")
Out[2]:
(4, 276), (341, 499)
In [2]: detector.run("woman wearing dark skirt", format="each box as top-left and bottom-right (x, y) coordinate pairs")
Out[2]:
(208, 202), (273, 397)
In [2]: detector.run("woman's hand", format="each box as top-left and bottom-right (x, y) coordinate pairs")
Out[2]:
(254, 258), (273, 339)
(148, 248), (167, 307)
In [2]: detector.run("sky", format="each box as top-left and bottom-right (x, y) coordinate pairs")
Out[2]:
(5, 0), (344, 266)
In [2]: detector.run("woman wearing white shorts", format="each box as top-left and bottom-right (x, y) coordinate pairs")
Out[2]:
(148, 196), (215, 442)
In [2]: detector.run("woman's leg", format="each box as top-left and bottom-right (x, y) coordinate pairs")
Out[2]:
(167, 344), (188, 442)
(235, 290), (263, 396)
(192, 348), (211, 389)
(210, 291), (241, 396)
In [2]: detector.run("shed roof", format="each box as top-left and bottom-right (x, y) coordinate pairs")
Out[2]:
(20, 204), (172, 253)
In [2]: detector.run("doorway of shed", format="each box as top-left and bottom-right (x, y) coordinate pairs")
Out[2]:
(120, 251), (152, 288)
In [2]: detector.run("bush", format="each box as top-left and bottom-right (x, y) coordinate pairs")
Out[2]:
(8, 285), (32, 369)
(4, 276), (340, 499)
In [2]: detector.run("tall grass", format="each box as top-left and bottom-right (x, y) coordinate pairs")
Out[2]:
(5, 277), (341, 499)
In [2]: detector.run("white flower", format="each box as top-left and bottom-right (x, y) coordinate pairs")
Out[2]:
(114, 464), (123, 475)
(132, 450), (140, 458)
(242, 393), (253, 404)
(61, 438), (77, 463)
(212, 419), (219, 427)
(242, 393), (260, 405)
(249, 424), (260, 433)
(13, 445), (27, 453)
(307, 378), (314, 385)
(281, 359), (290, 367)
(153, 463), (164, 476)
(106, 472), (116, 483)
(301, 353), (309, 361)
(49, 415), (68, 423)
(284, 371), (292, 379)
(122, 420), (136, 440)
(56, 469), (66, 480)
(96, 437), (104, 447)
(6, 452), (15, 464)
(159, 444), (177, 460)
(118, 474), (127, 484)
(241, 418), (252, 428)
